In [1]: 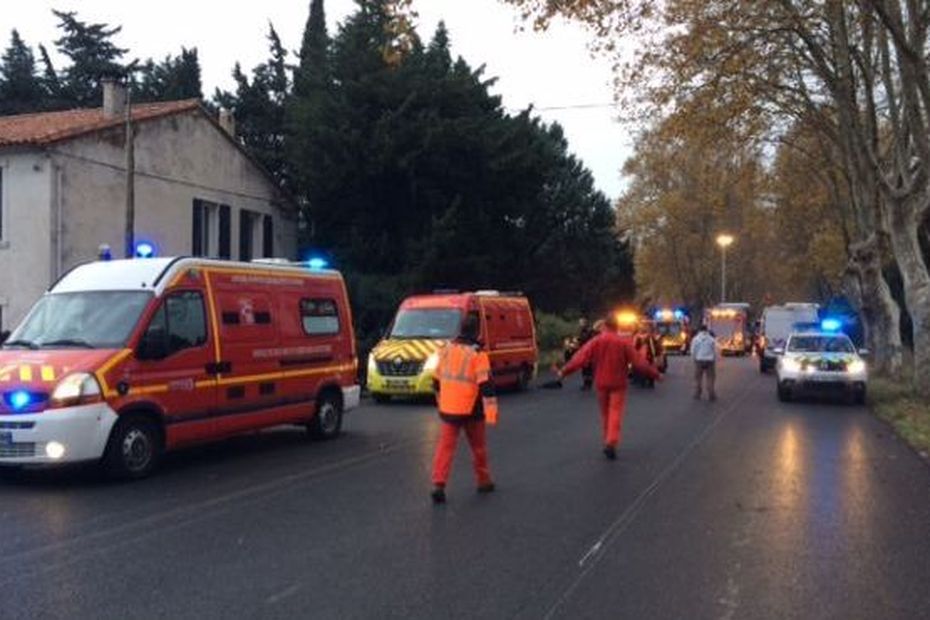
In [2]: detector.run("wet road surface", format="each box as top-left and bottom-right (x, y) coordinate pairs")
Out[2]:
(2, 356), (929, 619)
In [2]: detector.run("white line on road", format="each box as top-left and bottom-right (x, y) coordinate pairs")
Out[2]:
(543, 381), (757, 620)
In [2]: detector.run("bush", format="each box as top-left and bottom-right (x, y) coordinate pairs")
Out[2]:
(536, 311), (578, 353)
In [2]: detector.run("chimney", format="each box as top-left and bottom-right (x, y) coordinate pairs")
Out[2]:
(102, 77), (127, 117)
(218, 108), (236, 138)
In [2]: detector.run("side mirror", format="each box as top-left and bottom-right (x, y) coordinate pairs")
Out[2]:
(137, 327), (169, 361)
(858, 348), (870, 357)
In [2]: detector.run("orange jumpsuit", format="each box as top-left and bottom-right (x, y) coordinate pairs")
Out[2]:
(431, 340), (499, 487)
(562, 331), (659, 448)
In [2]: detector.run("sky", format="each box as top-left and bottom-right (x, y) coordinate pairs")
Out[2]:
(10, 0), (632, 200)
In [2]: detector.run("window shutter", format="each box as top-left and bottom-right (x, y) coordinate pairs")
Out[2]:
(263, 215), (273, 258)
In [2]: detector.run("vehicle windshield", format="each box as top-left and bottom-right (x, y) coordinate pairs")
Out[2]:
(390, 308), (463, 339)
(708, 317), (742, 339)
(657, 322), (682, 337)
(5, 291), (152, 349)
(787, 335), (855, 354)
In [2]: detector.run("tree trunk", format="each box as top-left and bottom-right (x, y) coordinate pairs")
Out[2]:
(849, 236), (904, 376)
(885, 198), (930, 394)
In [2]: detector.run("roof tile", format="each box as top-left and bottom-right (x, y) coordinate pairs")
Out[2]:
(0, 99), (201, 147)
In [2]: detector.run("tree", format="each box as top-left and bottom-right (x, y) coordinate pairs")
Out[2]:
(135, 48), (202, 103)
(214, 25), (291, 187)
(52, 10), (128, 107)
(0, 30), (45, 115)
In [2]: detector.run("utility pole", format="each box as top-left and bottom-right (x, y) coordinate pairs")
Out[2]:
(124, 79), (135, 258)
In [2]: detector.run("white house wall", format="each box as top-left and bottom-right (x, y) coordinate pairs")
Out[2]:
(1, 109), (296, 330)
(52, 110), (296, 265)
(0, 151), (53, 332)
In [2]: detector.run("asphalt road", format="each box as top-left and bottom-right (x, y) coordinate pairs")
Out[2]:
(2, 356), (930, 619)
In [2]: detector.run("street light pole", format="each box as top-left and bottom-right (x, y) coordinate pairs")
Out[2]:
(716, 233), (734, 303)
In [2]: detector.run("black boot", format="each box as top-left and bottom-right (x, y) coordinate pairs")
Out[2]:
(603, 446), (617, 460)
(431, 485), (447, 504)
(477, 482), (496, 494)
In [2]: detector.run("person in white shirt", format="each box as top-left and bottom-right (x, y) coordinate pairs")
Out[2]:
(690, 324), (717, 401)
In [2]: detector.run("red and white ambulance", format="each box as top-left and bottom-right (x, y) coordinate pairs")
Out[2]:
(0, 257), (359, 478)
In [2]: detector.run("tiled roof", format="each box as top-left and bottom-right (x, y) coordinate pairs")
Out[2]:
(0, 99), (201, 147)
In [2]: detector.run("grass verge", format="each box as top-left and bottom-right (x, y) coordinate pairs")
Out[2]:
(870, 377), (930, 458)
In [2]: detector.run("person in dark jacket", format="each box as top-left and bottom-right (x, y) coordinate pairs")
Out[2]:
(557, 315), (661, 460)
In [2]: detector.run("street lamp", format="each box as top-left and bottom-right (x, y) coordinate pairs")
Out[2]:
(716, 233), (735, 303)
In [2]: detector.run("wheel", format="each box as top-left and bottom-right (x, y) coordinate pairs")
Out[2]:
(517, 366), (532, 391)
(309, 392), (343, 439)
(372, 393), (391, 404)
(759, 358), (768, 374)
(103, 415), (163, 480)
(777, 382), (792, 402)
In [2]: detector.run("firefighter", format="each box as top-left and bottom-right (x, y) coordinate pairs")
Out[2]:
(557, 315), (661, 460)
(430, 313), (499, 504)
(576, 318), (596, 390)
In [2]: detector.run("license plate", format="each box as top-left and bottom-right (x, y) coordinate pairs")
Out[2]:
(0, 432), (11, 446)
(385, 379), (413, 391)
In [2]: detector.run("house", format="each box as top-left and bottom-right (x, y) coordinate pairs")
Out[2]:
(0, 81), (297, 333)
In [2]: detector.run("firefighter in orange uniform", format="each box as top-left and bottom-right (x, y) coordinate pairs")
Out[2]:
(430, 314), (498, 504)
(557, 314), (661, 460)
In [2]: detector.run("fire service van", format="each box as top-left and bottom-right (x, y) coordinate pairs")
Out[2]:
(367, 291), (538, 402)
(0, 257), (360, 478)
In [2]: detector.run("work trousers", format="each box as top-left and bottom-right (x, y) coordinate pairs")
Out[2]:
(432, 419), (492, 486)
(694, 361), (716, 399)
(596, 389), (627, 448)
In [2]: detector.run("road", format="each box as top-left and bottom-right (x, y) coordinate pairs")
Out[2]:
(2, 356), (930, 619)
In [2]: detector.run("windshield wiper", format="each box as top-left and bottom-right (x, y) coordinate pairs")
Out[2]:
(2, 339), (39, 350)
(39, 338), (95, 349)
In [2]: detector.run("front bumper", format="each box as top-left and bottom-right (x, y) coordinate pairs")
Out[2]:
(367, 367), (435, 396)
(0, 402), (119, 465)
(778, 368), (867, 394)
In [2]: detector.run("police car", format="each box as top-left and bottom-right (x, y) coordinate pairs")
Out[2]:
(775, 319), (867, 404)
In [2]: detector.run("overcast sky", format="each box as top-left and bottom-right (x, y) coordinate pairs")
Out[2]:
(12, 0), (631, 199)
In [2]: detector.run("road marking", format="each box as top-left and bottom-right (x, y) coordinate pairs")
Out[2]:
(543, 380), (757, 620)
(266, 583), (302, 605)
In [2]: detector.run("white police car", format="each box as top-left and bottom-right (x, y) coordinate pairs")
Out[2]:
(775, 321), (867, 404)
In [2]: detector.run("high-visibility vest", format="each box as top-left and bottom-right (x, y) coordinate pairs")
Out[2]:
(435, 342), (498, 423)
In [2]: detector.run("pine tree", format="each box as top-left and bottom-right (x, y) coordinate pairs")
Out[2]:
(136, 47), (202, 102)
(0, 30), (45, 115)
(52, 10), (127, 107)
(293, 0), (329, 98)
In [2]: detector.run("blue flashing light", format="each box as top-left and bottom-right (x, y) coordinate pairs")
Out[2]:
(654, 310), (663, 320)
(821, 318), (843, 332)
(674, 309), (685, 320)
(135, 241), (156, 259)
(307, 257), (328, 270)
(9, 390), (31, 411)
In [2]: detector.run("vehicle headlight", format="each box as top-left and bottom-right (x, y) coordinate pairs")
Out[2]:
(50, 373), (102, 408)
(781, 358), (801, 373)
(423, 352), (440, 372)
(846, 360), (866, 374)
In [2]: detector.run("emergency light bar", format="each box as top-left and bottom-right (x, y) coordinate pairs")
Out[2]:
(821, 318), (843, 332)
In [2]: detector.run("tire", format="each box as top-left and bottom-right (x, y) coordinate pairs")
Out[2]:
(372, 393), (391, 405)
(854, 385), (867, 406)
(309, 392), (343, 440)
(759, 358), (769, 374)
(777, 382), (792, 402)
(103, 415), (163, 480)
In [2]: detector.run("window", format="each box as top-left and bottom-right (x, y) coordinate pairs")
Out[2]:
(239, 210), (254, 260)
(193, 199), (227, 258)
(219, 205), (231, 259)
(300, 299), (340, 335)
(143, 291), (207, 356)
